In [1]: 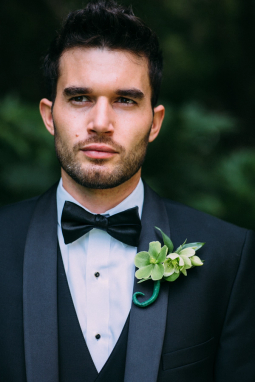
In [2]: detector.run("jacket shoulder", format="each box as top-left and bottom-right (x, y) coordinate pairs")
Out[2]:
(162, 197), (248, 244)
(161, 196), (255, 296)
(0, 197), (39, 240)
(0, 196), (39, 222)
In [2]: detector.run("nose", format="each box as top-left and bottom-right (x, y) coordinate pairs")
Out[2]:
(87, 98), (114, 135)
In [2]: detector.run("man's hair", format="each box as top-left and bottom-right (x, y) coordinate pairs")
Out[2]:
(43, 0), (163, 108)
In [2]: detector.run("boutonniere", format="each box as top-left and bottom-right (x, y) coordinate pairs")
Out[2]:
(132, 227), (204, 308)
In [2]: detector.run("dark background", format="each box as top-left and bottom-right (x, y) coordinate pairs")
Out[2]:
(0, 0), (255, 229)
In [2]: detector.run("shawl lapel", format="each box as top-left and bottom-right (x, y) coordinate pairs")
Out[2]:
(23, 184), (59, 382)
(124, 183), (170, 382)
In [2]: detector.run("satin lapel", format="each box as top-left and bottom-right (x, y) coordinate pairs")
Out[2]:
(124, 183), (170, 382)
(23, 185), (59, 382)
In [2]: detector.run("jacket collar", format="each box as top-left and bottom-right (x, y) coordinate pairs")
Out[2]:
(124, 183), (170, 382)
(23, 184), (59, 382)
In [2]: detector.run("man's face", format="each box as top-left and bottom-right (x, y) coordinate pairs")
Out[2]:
(41, 47), (164, 189)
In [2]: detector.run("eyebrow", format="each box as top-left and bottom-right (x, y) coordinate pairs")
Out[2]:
(63, 87), (92, 97)
(115, 88), (145, 100)
(63, 86), (144, 100)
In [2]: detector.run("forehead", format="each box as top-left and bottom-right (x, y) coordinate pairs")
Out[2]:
(57, 47), (151, 95)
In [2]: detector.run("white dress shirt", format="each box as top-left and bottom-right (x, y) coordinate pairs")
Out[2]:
(57, 179), (144, 372)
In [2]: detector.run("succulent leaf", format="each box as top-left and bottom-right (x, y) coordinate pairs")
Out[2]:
(155, 227), (174, 252)
(149, 241), (161, 259)
(134, 251), (150, 267)
(151, 263), (164, 280)
(135, 264), (153, 279)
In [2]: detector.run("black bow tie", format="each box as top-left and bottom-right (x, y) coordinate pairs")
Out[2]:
(61, 201), (142, 247)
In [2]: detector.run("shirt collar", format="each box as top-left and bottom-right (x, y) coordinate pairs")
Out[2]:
(57, 178), (144, 226)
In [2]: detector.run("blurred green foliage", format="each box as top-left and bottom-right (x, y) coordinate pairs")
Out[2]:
(144, 103), (255, 229)
(0, 0), (255, 230)
(0, 96), (59, 203)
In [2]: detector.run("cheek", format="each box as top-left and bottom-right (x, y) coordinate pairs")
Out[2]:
(53, 102), (81, 130)
(53, 112), (82, 139)
(122, 115), (152, 142)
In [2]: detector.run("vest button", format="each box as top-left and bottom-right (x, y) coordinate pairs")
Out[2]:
(94, 272), (100, 278)
(95, 334), (101, 340)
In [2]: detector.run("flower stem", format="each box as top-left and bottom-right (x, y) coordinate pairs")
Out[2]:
(132, 280), (161, 308)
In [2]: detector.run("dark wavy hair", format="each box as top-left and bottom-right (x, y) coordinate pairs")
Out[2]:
(43, 0), (163, 108)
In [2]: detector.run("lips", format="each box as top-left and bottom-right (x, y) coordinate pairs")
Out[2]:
(81, 144), (117, 159)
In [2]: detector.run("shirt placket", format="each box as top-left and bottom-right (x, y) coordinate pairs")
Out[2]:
(85, 228), (111, 371)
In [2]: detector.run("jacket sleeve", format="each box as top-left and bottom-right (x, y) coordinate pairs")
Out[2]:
(214, 229), (255, 382)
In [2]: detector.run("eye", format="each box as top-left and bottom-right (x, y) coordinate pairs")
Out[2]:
(116, 97), (136, 105)
(71, 95), (90, 103)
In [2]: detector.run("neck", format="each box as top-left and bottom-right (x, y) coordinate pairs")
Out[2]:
(61, 170), (141, 214)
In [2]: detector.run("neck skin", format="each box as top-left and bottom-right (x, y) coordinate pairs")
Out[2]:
(61, 169), (141, 214)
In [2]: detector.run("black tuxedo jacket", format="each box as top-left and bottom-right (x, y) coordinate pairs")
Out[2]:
(0, 182), (254, 382)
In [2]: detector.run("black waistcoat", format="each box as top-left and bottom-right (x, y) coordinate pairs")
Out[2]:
(57, 248), (130, 382)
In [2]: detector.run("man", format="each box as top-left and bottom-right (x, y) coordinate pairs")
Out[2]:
(0, 1), (254, 381)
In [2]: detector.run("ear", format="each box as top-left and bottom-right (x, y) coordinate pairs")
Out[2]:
(39, 98), (54, 136)
(148, 105), (165, 142)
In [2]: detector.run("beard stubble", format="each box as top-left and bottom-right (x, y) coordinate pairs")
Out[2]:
(54, 124), (151, 190)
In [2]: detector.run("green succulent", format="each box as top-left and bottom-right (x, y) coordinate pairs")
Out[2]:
(135, 241), (168, 282)
(133, 227), (205, 308)
(134, 228), (204, 284)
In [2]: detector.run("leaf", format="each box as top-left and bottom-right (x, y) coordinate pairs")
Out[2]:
(175, 246), (182, 254)
(155, 227), (174, 252)
(135, 264), (153, 279)
(151, 263), (164, 280)
(157, 245), (168, 263)
(182, 242), (205, 251)
(175, 239), (187, 254)
(134, 251), (150, 267)
(165, 272), (180, 282)
(181, 268), (187, 276)
(148, 241), (161, 259)
(138, 277), (151, 283)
